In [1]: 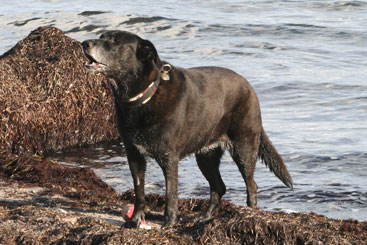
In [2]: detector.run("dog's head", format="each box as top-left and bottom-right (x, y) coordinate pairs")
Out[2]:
(82, 31), (161, 97)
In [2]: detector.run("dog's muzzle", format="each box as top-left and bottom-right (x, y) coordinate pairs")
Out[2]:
(82, 41), (107, 72)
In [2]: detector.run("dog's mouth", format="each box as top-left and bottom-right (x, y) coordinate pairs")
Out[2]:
(83, 52), (107, 72)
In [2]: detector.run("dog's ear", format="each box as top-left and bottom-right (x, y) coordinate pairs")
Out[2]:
(136, 39), (159, 64)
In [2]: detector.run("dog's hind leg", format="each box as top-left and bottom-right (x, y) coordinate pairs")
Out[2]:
(195, 146), (225, 221)
(230, 132), (260, 207)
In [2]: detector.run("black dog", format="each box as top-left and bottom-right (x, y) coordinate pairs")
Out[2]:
(82, 31), (293, 228)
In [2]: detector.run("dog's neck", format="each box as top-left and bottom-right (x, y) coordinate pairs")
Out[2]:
(120, 71), (161, 107)
(117, 63), (171, 107)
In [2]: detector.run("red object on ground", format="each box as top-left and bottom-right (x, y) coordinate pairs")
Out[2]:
(122, 204), (135, 220)
(122, 204), (146, 225)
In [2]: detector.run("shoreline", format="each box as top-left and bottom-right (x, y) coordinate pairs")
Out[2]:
(1, 152), (366, 244)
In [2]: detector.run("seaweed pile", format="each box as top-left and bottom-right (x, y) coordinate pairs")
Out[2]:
(0, 26), (119, 155)
(0, 152), (194, 244)
(1, 153), (367, 244)
(0, 152), (118, 202)
(177, 202), (367, 244)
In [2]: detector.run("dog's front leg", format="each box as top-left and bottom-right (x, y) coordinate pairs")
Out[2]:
(125, 145), (147, 228)
(156, 155), (179, 228)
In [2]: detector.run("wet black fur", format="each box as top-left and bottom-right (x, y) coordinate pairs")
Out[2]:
(82, 31), (293, 228)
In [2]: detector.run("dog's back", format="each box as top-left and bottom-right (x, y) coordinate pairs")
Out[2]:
(166, 66), (259, 154)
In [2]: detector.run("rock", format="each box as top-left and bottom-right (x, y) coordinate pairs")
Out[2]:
(0, 26), (119, 155)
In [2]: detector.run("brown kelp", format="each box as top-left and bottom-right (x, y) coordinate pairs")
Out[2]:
(1, 152), (366, 244)
(0, 26), (119, 154)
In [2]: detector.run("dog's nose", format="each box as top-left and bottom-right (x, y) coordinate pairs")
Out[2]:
(82, 40), (92, 50)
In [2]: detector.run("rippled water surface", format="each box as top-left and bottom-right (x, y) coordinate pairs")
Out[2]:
(1, 0), (366, 221)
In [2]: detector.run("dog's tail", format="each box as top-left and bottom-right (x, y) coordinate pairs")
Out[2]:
(258, 128), (293, 189)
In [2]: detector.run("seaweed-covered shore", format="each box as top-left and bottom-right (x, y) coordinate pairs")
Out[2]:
(1, 153), (366, 244)
(1, 27), (367, 244)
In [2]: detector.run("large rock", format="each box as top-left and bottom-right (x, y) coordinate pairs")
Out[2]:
(0, 26), (119, 154)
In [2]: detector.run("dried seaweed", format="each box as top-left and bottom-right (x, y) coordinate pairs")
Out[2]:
(0, 26), (119, 155)
(0, 152), (118, 202)
(1, 152), (367, 244)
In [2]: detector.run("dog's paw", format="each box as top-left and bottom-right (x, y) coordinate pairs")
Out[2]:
(161, 221), (175, 229)
(122, 208), (146, 229)
(193, 212), (213, 223)
(161, 216), (177, 229)
(122, 220), (140, 229)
